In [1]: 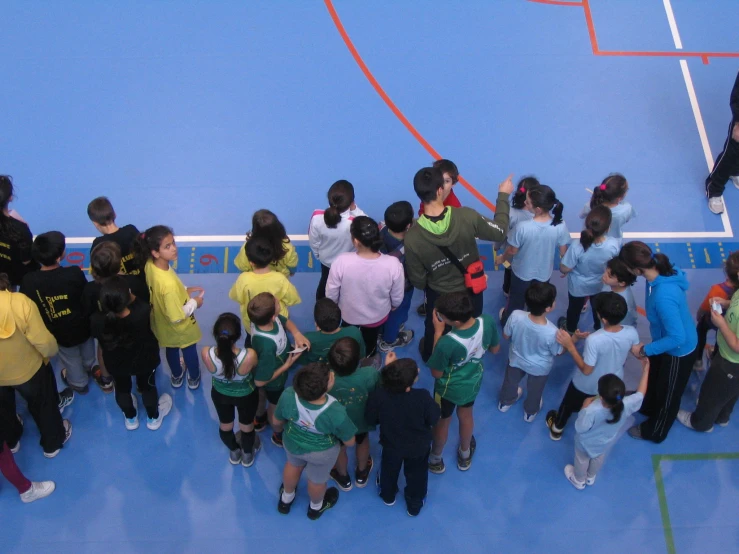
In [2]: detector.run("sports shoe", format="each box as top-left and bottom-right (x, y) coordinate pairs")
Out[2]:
(170, 372), (184, 389)
(91, 366), (114, 393)
(378, 330), (415, 352)
(146, 394), (173, 430)
(546, 410), (563, 441)
(125, 394), (139, 431)
(498, 387), (523, 413)
(9, 414), (22, 454)
(187, 372), (201, 390)
(627, 425), (644, 440)
(20, 481), (56, 504)
(524, 398), (544, 423)
(307, 487), (339, 520)
(355, 456), (373, 488)
(693, 359), (704, 371)
(457, 435), (476, 471)
(329, 469), (353, 492)
(717, 420), (730, 427)
(428, 457), (445, 475)
(677, 409), (713, 433)
(277, 484), (295, 515)
(376, 473), (396, 506)
(708, 196), (725, 215)
(44, 420), (72, 458)
(363, 352), (383, 371)
(407, 498), (426, 517)
(271, 431), (284, 448)
(61, 368), (89, 395)
(58, 388), (74, 413)
(586, 475), (596, 486)
(229, 449), (242, 465)
(241, 434), (261, 468)
(253, 414), (268, 432)
(564, 465), (585, 490)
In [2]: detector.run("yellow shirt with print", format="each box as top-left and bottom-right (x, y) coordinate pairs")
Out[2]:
(145, 260), (202, 348)
(234, 240), (298, 277)
(228, 270), (301, 330)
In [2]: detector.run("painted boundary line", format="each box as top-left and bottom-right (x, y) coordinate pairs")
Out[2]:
(652, 452), (739, 554)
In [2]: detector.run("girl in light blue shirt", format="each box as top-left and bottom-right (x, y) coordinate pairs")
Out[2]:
(565, 363), (649, 489)
(579, 173), (636, 246)
(497, 177), (537, 297)
(560, 206), (620, 333)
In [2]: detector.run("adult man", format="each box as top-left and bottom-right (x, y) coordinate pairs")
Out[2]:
(707, 70), (739, 215)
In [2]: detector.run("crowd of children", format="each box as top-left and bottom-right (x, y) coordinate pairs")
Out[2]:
(0, 165), (732, 516)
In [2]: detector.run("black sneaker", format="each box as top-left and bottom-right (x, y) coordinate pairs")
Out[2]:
(355, 456), (373, 488)
(378, 330), (415, 353)
(546, 410), (563, 441)
(456, 436), (476, 471)
(407, 498), (426, 517)
(307, 487), (339, 520)
(58, 388), (74, 413)
(329, 469), (353, 492)
(254, 414), (268, 433)
(271, 432), (284, 448)
(277, 484), (295, 515)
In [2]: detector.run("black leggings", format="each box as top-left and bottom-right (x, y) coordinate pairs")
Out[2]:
(211, 387), (259, 425)
(315, 263), (331, 300)
(565, 294), (600, 333)
(342, 321), (381, 358)
(110, 367), (159, 419)
(553, 381), (590, 430)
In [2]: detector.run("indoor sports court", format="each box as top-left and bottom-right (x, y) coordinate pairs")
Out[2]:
(2, 1), (739, 552)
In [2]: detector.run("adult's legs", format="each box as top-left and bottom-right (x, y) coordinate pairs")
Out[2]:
(706, 119), (739, 198)
(695, 314), (712, 364)
(690, 353), (739, 430)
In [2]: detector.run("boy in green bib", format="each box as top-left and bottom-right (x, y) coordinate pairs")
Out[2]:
(302, 298), (366, 364)
(274, 362), (357, 520)
(427, 292), (500, 474)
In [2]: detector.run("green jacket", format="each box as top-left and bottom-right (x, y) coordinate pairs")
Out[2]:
(404, 195), (510, 294)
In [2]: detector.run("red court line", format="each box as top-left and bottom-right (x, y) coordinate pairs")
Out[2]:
(323, 0), (498, 213)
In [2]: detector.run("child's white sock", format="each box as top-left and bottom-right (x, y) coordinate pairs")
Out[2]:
(310, 499), (323, 511)
(459, 448), (471, 460)
(429, 453), (442, 464)
(281, 490), (295, 504)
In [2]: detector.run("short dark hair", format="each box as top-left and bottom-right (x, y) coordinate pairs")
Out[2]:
(435, 291), (474, 323)
(591, 292), (627, 326)
(245, 235), (274, 269)
(314, 298), (341, 332)
(87, 197), (116, 225)
(432, 159), (459, 183)
(381, 358), (418, 393)
(383, 201), (414, 233)
(605, 257), (637, 287)
(525, 281), (557, 316)
(413, 167), (445, 204)
(90, 242), (122, 281)
(32, 231), (66, 266)
(247, 292), (276, 326)
(293, 363), (331, 401)
(328, 337), (360, 377)
(0, 273), (10, 291)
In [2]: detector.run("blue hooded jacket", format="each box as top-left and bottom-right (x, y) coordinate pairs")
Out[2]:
(644, 269), (698, 357)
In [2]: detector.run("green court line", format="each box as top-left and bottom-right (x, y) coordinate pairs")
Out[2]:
(652, 453), (739, 554)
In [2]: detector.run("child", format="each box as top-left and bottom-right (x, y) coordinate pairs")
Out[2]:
(87, 196), (141, 275)
(600, 257), (638, 329)
(309, 179), (365, 300)
(579, 174), (636, 245)
(0, 175), (37, 288)
(566, 366), (649, 489)
(498, 282), (563, 421)
(133, 226), (204, 390)
(326, 216), (404, 359)
(326, 337), (379, 491)
(427, 291), (500, 473)
(693, 251), (739, 370)
(302, 298), (366, 364)
(559, 206), (619, 333)
(234, 209), (298, 277)
(365, 353), (440, 516)
(378, 201), (415, 352)
(546, 292), (640, 440)
(274, 362), (357, 520)
(20, 231), (97, 395)
(417, 159), (462, 217)
(248, 292), (308, 445)
(498, 176), (538, 297)
(90, 276), (172, 430)
(498, 185), (569, 326)
(229, 235), (301, 334)
(201, 313), (261, 467)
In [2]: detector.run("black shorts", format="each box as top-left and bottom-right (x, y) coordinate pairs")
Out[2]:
(437, 395), (475, 419)
(211, 387), (259, 425)
(260, 387), (284, 406)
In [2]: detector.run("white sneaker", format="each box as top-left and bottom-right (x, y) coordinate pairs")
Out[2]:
(498, 387), (523, 413)
(146, 394), (173, 430)
(586, 475), (596, 486)
(20, 481), (56, 503)
(523, 398), (544, 423)
(564, 465), (585, 490)
(43, 420), (72, 459)
(677, 409), (713, 432)
(708, 196), (725, 214)
(125, 394), (139, 431)
(732, 176), (739, 189)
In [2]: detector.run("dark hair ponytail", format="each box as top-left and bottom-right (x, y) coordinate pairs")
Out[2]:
(598, 374), (626, 424)
(529, 185), (564, 226)
(512, 176), (540, 210)
(250, 209), (289, 262)
(99, 276), (133, 351)
(324, 180), (355, 229)
(580, 205), (612, 251)
(619, 241), (676, 277)
(0, 175), (26, 244)
(212, 313), (242, 380)
(132, 225), (173, 270)
(590, 173), (629, 209)
(350, 216), (382, 252)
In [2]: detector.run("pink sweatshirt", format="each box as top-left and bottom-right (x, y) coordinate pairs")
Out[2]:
(326, 252), (405, 326)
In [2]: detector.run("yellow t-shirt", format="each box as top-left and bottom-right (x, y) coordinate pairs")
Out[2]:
(228, 270), (301, 329)
(233, 239), (298, 277)
(145, 260), (202, 348)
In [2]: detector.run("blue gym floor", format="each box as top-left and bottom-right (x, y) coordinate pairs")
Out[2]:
(2, 2), (739, 553)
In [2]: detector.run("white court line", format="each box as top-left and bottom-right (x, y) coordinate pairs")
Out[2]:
(663, 0), (683, 49)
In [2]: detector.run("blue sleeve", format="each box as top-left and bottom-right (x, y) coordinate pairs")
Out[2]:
(561, 240), (580, 269)
(644, 296), (687, 356)
(574, 407), (596, 433)
(508, 223), (524, 248)
(557, 222), (571, 246)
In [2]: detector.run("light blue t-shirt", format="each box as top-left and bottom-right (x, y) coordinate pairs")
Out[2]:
(573, 326), (640, 395)
(562, 237), (620, 298)
(575, 392), (644, 457)
(580, 201), (637, 245)
(498, 207), (533, 251)
(509, 219), (570, 282)
(602, 284), (638, 328)
(503, 310), (563, 376)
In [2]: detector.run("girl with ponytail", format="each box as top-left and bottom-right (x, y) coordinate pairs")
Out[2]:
(565, 366), (649, 490)
(0, 176), (37, 287)
(498, 184), (570, 326)
(559, 205), (619, 333)
(90, 276), (172, 431)
(497, 176), (538, 296)
(580, 173), (636, 245)
(326, 216), (405, 360)
(201, 313), (260, 467)
(309, 180), (366, 300)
